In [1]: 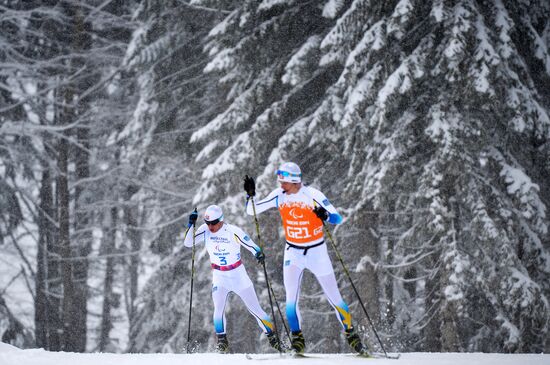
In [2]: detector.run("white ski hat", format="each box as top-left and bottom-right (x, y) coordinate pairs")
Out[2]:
(204, 205), (224, 223)
(276, 162), (302, 183)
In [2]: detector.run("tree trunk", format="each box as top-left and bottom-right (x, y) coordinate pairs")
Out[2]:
(35, 167), (55, 349)
(385, 237), (396, 327)
(440, 254), (462, 352)
(59, 5), (93, 352)
(423, 259), (442, 351)
(99, 207), (118, 351)
(123, 187), (142, 328)
(422, 239), (442, 352)
(344, 202), (381, 348)
(46, 141), (64, 351)
(72, 123), (92, 352)
(362, 203), (381, 328)
(57, 136), (76, 352)
(440, 204), (464, 352)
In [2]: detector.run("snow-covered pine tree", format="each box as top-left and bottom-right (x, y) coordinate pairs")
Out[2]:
(319, 0), (550, 353)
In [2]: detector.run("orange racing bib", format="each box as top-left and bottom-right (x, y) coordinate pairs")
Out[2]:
(279, 201), (324, 245)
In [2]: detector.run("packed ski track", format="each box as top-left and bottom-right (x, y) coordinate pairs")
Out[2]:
(1, 342), (548, 365)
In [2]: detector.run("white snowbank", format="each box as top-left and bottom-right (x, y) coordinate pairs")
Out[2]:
(0, 343), (548, 365)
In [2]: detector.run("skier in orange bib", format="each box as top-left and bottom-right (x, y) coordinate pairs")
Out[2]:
(244, 162), (368, 355)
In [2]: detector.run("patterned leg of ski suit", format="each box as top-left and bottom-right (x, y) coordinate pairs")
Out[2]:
(283, 243), (353, 333)
(211, 265), (274, 335)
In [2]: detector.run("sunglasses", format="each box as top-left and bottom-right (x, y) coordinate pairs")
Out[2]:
(205, 218), (221, 226)
(276, 170), (301, 178)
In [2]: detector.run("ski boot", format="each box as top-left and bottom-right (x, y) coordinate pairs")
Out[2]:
(290, 330), (305, 354)
(267, 332), (284, 351)
(216, 333), (229, 354)
(345, 327), (370, 357)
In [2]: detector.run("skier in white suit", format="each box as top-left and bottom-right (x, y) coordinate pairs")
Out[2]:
(184, 205), (281, 353)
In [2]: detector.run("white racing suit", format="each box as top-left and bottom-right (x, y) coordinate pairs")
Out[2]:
(183, 222), (274, 335)
(246, 185), (353, 333)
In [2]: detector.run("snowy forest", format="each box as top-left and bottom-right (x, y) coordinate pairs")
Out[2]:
(1, 0), (549, 356)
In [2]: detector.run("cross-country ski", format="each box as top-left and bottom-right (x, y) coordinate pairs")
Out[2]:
(245, 352), (401, 361)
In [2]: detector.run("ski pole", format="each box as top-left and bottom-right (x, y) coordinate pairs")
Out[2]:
(322, 221), (389, 358)
(248, 196), (290, 350)
(186, 208), (197, 353)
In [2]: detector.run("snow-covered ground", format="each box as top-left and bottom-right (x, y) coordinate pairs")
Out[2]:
(1, 342), (548, 365)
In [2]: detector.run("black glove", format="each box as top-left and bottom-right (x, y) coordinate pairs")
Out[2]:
(188, 209), (198, 227)
(244, 175), (256, 197)
(313, 205), (329, 221)
(255, 250), (265, 264)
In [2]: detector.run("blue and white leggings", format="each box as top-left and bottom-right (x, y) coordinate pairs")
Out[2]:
(211, 266), (274, 335)
(283, 243), (353, 333)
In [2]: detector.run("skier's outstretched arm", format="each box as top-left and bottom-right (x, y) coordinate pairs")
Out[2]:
(245, 190), (280, 215)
